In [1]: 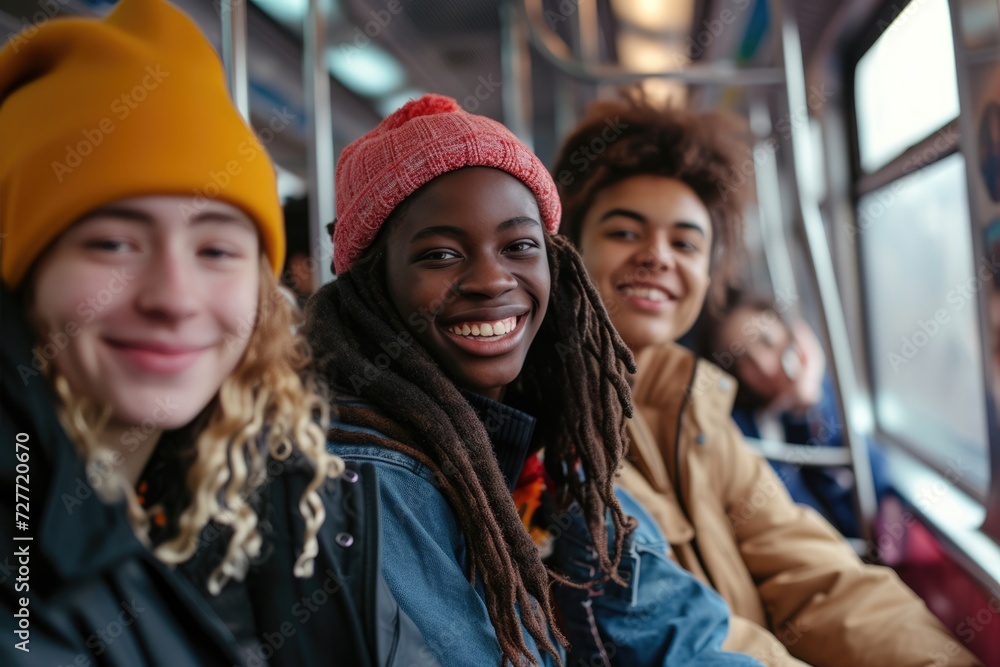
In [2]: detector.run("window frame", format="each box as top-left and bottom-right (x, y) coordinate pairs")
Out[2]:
(845, 0), (1000, 537)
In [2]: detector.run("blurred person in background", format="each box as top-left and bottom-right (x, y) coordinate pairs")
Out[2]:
(281, 195), (318, 308)
(698, 291), (890, 538)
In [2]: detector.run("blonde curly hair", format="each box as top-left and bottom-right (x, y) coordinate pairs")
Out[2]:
(51, 258), (343, 594)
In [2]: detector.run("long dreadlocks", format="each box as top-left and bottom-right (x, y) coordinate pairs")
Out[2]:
(303, 232), (635, 667)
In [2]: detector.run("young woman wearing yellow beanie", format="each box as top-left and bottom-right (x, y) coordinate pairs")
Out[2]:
(0, 1), (432, 665)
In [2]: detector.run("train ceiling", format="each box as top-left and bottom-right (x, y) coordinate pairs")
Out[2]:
(0, 0), (859, 173)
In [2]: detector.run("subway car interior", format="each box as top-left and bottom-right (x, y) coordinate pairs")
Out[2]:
(2, 0), (1000, 664)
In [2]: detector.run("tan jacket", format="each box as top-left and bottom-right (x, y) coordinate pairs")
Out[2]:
(620, 343), (982, 667)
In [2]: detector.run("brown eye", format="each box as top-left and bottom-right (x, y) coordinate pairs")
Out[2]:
(199, 246), (238, 259)
(418, 249), (461, 262)
(505, 240), (539, 254)
(86, 239), (129, 252)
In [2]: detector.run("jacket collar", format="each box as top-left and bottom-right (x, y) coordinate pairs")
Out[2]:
(632, 342), (738, 453)
(624, 343), (739, 546)
(460, 389), (536, 491)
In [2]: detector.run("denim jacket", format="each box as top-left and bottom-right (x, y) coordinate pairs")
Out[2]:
(329, 429), (562, 667)
(549, 486), (763, 667)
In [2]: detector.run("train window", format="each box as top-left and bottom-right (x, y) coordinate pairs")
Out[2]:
(851, 0), (993, 503)
(854, 0), (960, 173)
(859, 153), (989, 495)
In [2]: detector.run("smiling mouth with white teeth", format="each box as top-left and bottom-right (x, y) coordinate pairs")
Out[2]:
(447, 316), (519, 339)
(618, 285), (671, 302)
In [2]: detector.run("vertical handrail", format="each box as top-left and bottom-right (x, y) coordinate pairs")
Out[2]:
(500, 1), (534, 149)
(220, 0), (249, 120)
(304, 0), (336, 286)
(576, 0), (600, 64)
(775, 0), (876, 542)
(576, 0), (609, 99)
(749, 95), (799, 303)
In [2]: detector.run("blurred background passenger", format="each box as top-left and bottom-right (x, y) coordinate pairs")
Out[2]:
(281, 195), (318, 307)
(698, 291), (890, 537)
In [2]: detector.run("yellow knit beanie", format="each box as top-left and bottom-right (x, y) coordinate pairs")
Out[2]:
(0, 0), (285, 288)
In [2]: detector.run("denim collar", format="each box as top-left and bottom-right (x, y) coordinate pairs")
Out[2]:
(460, 390), (536, 491)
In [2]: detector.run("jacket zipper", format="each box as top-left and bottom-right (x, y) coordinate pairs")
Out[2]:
(671, 358), (720, 592)
(360, 462), (387, 662)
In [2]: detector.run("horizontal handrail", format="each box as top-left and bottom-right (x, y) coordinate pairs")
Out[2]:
(745, 437), (855, 467)
(518, 0), (785, 87)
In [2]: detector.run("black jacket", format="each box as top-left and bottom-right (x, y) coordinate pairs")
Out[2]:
(0, 286), (435, 666)
(1, 286), (243, 666)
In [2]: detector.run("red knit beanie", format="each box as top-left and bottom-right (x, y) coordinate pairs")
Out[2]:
(333, 94), (561, 274)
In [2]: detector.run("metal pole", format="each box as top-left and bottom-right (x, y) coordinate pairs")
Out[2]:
(304, 0), (335, 286)
(576, 0), (600, 64)
(775, 0), (877, 541)
(749, 96), (799, 303)
(220, 0), (249, 120)
(500, 1), (533, 150)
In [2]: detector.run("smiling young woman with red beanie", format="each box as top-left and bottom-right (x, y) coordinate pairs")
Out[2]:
(304, 93), (631, 666)
(303, 93), (762, 667)
(0, 1), (430, 665)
